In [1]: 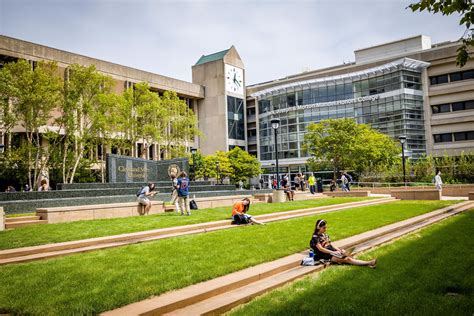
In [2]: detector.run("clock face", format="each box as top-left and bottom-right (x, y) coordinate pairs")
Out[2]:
(225, 64), (244, 95)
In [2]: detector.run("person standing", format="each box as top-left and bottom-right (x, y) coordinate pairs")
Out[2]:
(177, 171), (191, 216)
(170, 174), (180, 213)
(434, 171), (443, 191)
(300, 174), (306, 191)
(137, 183), (157, 215)
(343, 172), (352, 191)
(340, 173), (349, 192)
(294, 174), (300, 191)
(308, 173), (316, 195)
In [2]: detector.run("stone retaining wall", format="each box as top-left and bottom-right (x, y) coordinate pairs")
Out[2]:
(391, 189), (441, 200)
(353, 184), (474, 197)
(57, 181), (213, 190)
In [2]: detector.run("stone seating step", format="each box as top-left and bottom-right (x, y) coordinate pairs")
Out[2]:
(5, 219), (48, 229)
(102, 200), (474, 316)
(0, 197), (395, 265)
(5, 215), (42, 222)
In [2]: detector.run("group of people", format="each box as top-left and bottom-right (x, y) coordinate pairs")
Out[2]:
(4, 181), (49, 192)
(137, 171), (191, 216)
(230, 197), (377, 269)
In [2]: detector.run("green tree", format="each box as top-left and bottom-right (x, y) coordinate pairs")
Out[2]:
(409, 0), (474, 66)
(227, 147), (262, 184)
(0, 60), (62, 188)
(303, 118), (399, 179)
(58, 64), (114, 183)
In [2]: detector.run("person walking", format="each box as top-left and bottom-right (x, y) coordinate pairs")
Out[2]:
(343, 171), (352, 191)
(137, 183), (157, 215)
(177, 171), (191, 216)
(308, 173), (316, 195)
(300, 174), (306, 191)
(294, 174), (300, 191)
(434, 170), (443, 191)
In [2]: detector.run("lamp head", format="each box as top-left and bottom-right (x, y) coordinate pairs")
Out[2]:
(190, 147), (197, 155)
(270, 118), (280, 130)
(398, 135), (407, 144)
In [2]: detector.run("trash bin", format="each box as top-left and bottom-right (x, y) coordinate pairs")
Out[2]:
(317, 178), (323, 193)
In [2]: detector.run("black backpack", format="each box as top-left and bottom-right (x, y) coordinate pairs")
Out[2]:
(189, 200), (198, 210)
(136, 186), (144, 197)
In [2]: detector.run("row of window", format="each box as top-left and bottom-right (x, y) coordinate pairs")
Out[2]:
(433, 131), (474, 143)
(430, 69), (474, 85)
(432, 100), (474, 114)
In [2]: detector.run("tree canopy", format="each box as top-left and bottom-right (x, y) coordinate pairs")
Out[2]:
(303, 118), (399, 178)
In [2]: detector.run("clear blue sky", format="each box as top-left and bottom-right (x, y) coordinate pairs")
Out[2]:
(0, 0), (465, 85)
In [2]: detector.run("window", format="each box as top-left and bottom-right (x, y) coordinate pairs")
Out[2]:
(227, 96), (245, 140)
(450, 72), (462, 82)
(454, 131), (474, 141)
(451, 102), (464, 111)
(430, 74), (448, 85)
(432, 104), (450, 114)
(462, 69), (474, 80)
(465, 100), (474, 110)
(433, 133), (452, 143)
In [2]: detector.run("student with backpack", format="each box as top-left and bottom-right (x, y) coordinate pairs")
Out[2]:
(343, 172), (353, 191)
(137, 183), (157, 215)
(176, 171), (191, 216)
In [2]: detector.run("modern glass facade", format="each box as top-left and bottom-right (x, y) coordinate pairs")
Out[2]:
(256, 59), (428, 163)
(227, 96), (245, 140)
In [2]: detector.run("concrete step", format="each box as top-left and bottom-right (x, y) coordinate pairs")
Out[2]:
(0, 197), (396, 265)
(5, 216), (41, 222)
(102, 200), (474, 316)
(5, 220), (48, 229)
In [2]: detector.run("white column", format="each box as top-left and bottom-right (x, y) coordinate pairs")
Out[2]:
(0, 207), (5, 231)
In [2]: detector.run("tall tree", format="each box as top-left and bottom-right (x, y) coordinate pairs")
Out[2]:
(59, 64), (114, 183)
(0, 60), (62, 188)
(303, 118), (399, 179)
(409, 0), (474, 66)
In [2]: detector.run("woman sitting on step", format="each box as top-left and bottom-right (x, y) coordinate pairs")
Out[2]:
(310, 219), (377, 268)
(231, 198), (265, 225)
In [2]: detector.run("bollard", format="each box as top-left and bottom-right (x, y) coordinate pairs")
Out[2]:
(0, 207), (4, 231)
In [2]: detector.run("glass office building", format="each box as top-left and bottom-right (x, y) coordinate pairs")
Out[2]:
(254, 58), (429, 168)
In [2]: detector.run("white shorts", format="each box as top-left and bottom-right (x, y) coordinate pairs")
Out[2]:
(138, 197), (150, 205)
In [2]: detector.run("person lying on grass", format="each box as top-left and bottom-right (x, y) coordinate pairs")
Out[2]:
(231, 198), (265, 225)
(310, 219), (377, 268)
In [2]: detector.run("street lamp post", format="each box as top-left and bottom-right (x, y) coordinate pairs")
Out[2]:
(271, 118), (281, 189)
(190, 147), (197, 180)
(216, 160), (220, 185)
(399, 135), (407, 184)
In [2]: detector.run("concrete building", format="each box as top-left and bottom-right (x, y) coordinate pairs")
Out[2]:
(246, 35), (474, 176)
(0, 35), (246, 159)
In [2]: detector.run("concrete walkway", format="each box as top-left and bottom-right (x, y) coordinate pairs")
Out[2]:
(102, 200), (474, 316)
(0, 197), (395, 265)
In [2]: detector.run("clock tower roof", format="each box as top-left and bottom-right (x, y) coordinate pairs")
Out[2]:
(194, 46), (244, 68)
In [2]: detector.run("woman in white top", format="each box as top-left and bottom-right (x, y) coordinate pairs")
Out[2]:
(434, 171), (443, 191)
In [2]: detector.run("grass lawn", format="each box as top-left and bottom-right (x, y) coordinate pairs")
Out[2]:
(0, 201), (459, 315)
(0, 197), (374, 250)
(228, 210), (474, 316)
(5, 213), (36, 218)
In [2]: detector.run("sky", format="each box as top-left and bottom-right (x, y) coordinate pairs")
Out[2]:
(0, 0), (466, 85)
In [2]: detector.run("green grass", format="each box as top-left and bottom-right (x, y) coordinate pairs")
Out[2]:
(0, 200), (458, 315)
(228, 210), (474, 316)
(0, 197), (374, 250)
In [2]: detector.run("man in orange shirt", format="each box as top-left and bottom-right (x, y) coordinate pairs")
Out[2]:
(231, 198), (265, 225)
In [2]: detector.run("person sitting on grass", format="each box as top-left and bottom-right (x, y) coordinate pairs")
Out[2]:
(231, 198), (265, 225)
(310, 219), (377, 268)
(137, 182), (157, 215)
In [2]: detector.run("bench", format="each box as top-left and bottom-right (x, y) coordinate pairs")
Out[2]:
(391, 189), (441, 200)
(324, 191), (371, 197)
(36, 201), (165, 224)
